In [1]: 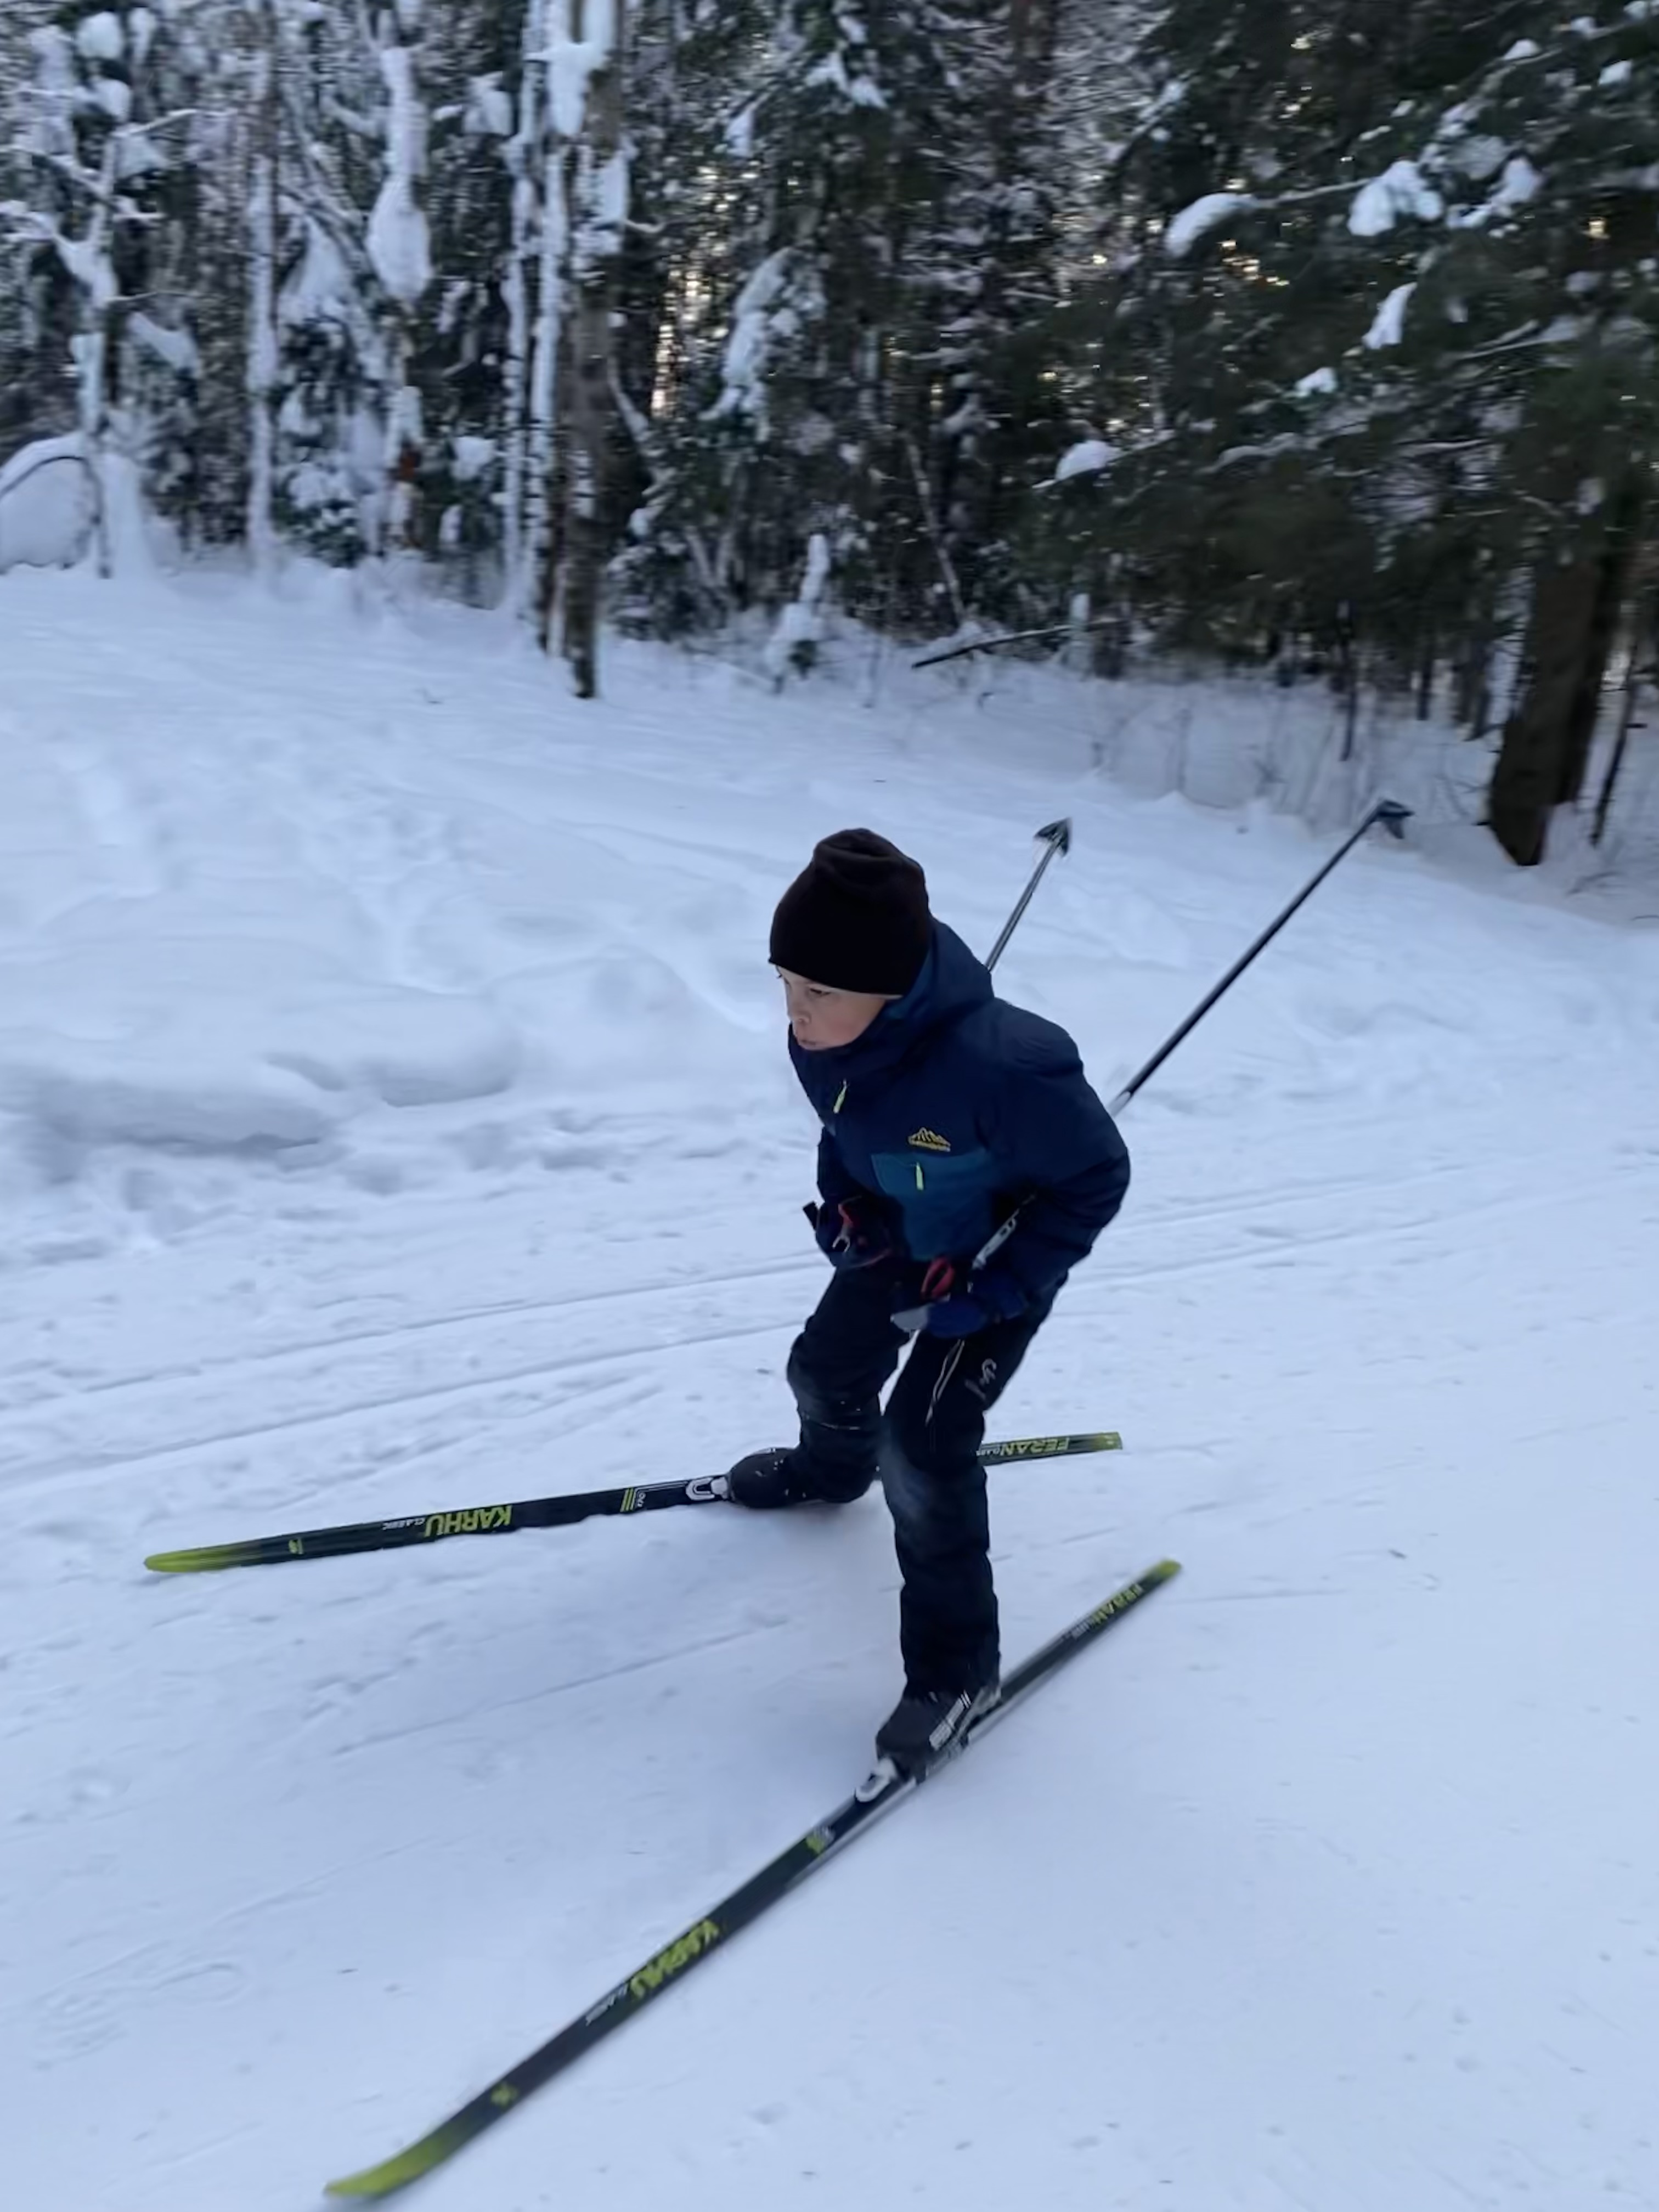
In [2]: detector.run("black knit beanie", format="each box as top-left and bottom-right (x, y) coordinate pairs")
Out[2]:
(770, 829), (933, 996)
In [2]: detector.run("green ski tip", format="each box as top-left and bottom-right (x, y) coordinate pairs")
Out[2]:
(325, 2125), (465, 2199)
(144, 1544), (248, 1574)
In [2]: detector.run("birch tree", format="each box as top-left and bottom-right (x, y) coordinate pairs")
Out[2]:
(7, 11), (134, 532)
(245, 0), (281, 568)
(539, 0), (628, 693)
(366, 1), (433, 554)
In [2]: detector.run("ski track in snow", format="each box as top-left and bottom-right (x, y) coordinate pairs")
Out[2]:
(0, 1143), (1570, 1496)
(2, 568), (1658, 2211)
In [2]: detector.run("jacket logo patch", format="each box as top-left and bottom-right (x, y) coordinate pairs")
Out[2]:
(909, 1127), (952, 1153)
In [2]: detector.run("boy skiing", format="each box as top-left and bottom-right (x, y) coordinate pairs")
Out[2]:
(728, 828), (1130, 1776)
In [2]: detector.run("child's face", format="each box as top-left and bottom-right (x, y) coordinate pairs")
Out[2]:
(776, 967), (893, 1052)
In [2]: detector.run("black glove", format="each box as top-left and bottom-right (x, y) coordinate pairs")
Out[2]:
(806, 1195), (894, 1271)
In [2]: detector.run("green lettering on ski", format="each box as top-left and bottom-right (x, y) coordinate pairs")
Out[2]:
(422, 1505), (513, 1540)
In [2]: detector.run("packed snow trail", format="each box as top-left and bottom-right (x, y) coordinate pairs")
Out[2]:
(3, 568), (1657, 2211)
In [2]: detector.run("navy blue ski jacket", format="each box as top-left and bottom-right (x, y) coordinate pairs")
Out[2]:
(788, 923), (1130, 1305)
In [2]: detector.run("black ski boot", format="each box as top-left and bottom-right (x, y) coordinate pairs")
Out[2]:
(874, 1683), (1000, 1776)
(725, 1449), (873, 1510)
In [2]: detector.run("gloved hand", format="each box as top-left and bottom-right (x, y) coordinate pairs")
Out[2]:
(893, 1261), (1028, 1338)
(807, 1194), (894, 1271)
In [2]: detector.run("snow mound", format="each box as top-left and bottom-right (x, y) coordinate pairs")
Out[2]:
(1, 1034), (336, 1150)
(0, 939), (519, 1155)
(0, 439), (100, 572)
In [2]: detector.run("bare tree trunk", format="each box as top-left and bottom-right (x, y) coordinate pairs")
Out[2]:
(71, 134), (123, 576)
(524, 1), (573, 627)
(245, 0), (280, 571)
(1488, 478), (1643, 866)
(535, 316), (571, 654)
(1593, 585), (1658, 847)
(905, 431), (967, 633)
(1415, 629), (1435, 721)
(1011, 0), (1062, 81)
(366, 15), (431, 557)
(540, 0), (629, 697)
(505, 0), (549, 608)
(1453, 620), (1493, 739)
(1335, 603), (1359, 760)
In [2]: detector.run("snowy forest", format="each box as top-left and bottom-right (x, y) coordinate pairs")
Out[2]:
(3, 2), (1657, 864)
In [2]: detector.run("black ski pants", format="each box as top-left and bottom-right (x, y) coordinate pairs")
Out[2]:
(787, 1261), (1055, 1694)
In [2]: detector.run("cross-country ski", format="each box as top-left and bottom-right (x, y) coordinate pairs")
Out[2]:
(143, 1431), (1123, 1574)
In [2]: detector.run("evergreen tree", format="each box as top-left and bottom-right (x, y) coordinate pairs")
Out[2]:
(2, 1), (204, 542)
(0, 3), (70, 457)
(413, 1), (517, 597)
(618, 2), (1076, 646)
(1314, 4), (1659, 861)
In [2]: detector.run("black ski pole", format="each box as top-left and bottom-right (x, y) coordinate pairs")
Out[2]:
(922, 801), (1409, 1300)
(1105, 798), (1412, 1116)
(985, 817), (1071, 972)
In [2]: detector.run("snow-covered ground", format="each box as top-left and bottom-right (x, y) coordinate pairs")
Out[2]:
(3, 566), (1657, 2211)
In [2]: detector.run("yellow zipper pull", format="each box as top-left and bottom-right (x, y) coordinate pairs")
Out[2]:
(916, 1161), (925, 1190)
(833, 1081), (848, 1115)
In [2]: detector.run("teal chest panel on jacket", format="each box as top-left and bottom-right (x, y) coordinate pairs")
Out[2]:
(867, 1142), (1000, 1260)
